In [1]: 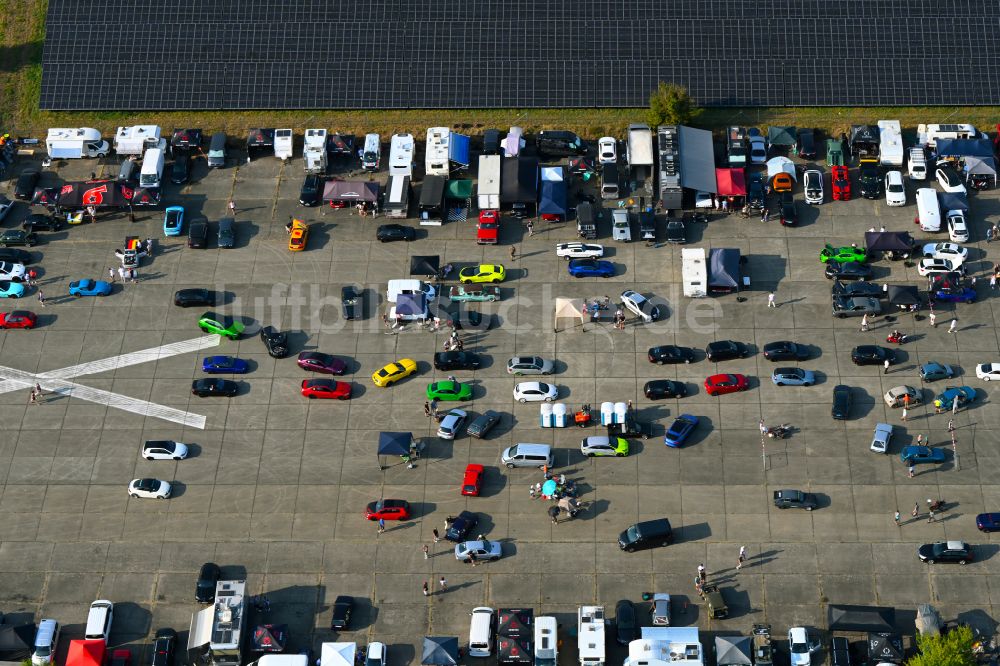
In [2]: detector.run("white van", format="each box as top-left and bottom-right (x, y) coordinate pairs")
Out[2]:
(386, 279), (435, 304)
(916, 188), (941, 232)
(362, 133), (381, 171)
(501, 443), (552, 469)
(85, 599), (114, 642)
(908, 147), (928, 180)
(139, 147), (165, 189)
(31, 619), (60, 665)
(533, 616), (558, 666)
(468, 607), (495, 657)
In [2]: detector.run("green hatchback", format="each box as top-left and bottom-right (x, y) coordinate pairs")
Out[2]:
(426, 380), (473, 401)
(198, 312), (244, 339)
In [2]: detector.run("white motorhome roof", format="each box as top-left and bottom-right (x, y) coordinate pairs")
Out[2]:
(578, 606), (606, 662)
(390, 134), (414, 161)
(426, 127), (450, 161)
(624, 627), (703, 666)
(48, 127), (102, 141)
(478, 155), (502, 194)
(116, 125), (160, 140)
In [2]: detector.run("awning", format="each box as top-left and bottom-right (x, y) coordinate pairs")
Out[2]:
(865, 231), (915, 251)
(679, 125), (717, 193)
(421, 637), (459, 666)
(938, 191), (969, 212)
(449, 133), (471, 169)
(768, 126), (797, 147)
(886, 285), (920, 305)
(714, 636), (752, 666)
(446, 179), (473, 199)
(827, 604), (896, 633)
(935, 138), (993, 158)
(322, 181), (379, 202)
(715, 168), (747, 196)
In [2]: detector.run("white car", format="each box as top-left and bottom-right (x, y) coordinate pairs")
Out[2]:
(455, 539), (502, 562)
(694, 191), (713, 208)
(748, 128), (767, 164)
(0, 262), (26, 282)
(921, 242), (968, 263)
(0, 195), (13, 222)
(365, 642), (386, 666)
(803, 169), (823, 204)
(936, 162), (967, 194)
(555, 242), (604, 260)
(917, 257), (959, 276)
(141, 440), (190, 460)
(597, 137), (617, 164)
(436, 408), (467, 439)
(976, 363), (1000, 381)
(128, 478), (172, 499)
(787, 627), (819, 666)
(620, 289), (660, 323)
(884, 170), (906, 206)
(513, 381), (558, 403)
(947, 210), (970, 243)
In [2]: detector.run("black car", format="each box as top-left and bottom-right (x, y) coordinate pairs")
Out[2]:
(449, 309), (489, 331)
(665, 217), (686, 244)
(217, 217), (235, 249)
(467, 410), (500, 439)
(705, 340), (749, 361)
(858, 166), (881, 199)
(260, 326), (289, 358)
(192, 378), (239, 397)
(796, 128), (817, 159)
(171, 152), (192, 184)
(851, 345), (895, 366)
(0, 230), (37, 247)
(14, 169), (40, 200)
(188, 218), (209, 248)
(747, 173), (766, 210)
(331, 595), (354, 629)
(832, 384), (852, 420)
(299, 174), (323, 206)
(445, 510), (478, 542)
(195, 562), (221, 602)
(433, 351), (481, 371)
(0, 248), (32, 264)
(174, 288), (217, 308)
(341, 286), (361, 320)
(830, 637), (851, 666)
(762, 340), (809, 362)
(376, 224), (416, 242)
(152, 628), (177, 666)
(615, 599), (638, 645)
(648, 345), (695, 364)
(773, 489), (818, 510)
(618, 518), (673, 552)
(21, 213), (62, 232)
(643, 380), (687, 399)
(779, 192), (797, 226)
(824, 261), (871, 281)
(832, 280), (882, 297)
(917, 541), (973, 564)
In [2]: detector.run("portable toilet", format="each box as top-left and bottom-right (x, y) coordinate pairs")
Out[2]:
(540, 403), (553, 428)
(614, 402), (628, 424)
(552, 404), (567, 427)
(600, 402), (614, 426)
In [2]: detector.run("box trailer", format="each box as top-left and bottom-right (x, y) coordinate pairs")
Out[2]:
(46, 128), (110, 159)
(627, 124), (655, 194)
(389, 133), (415, 177)
(478, 155), (501, 210)
(304, 129), (328, 173)
(426, 127), (450, 176)
(877, 120), (904, 167)
(682, 248), (707, 298)
(385, 175), (411, 218)
(114, 125), (163, 157)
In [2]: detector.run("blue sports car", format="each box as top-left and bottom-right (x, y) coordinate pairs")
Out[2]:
(69, 279), (113, 297)
(163, 206), (184, 236)
(0, 280), (26, 299)
(934, 288), (975, 304)
(202, 355), (249, 374)
(899, 445), (946, 465)
(568, 259), (615, 278)
(664, 414), (699, 448)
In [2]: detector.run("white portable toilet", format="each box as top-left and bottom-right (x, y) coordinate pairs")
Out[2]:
(552, 404), (567, 427)
(539, 403), (553, 428)
(600, 402), (614, 426)
(614, 402), (628, 424)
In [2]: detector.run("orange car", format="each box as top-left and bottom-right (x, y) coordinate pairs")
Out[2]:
(288, 218), (309, 251)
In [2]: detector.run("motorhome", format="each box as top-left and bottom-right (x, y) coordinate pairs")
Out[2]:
(46, 128), (110, 159)
(362, 133), (381, 171)
(917, 123), (979, 149)
(114, 125), (164, 157)
(426, 127), (450, 176)
(623, 627), (704, 666)
(577, 606), (606, 666)
(384, 176), (411, 218)
(389, 133), (415, 177)
(682, 248), (707, 298)
(304, 129), (328, 173)
(877, 120), (904, 167)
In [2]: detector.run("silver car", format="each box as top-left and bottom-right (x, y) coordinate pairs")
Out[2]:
(871, 422), (893, 454)
(832, 296), (881, 318)
(506, 356), (553, 376)
(436, 409), (467, 440)
(454, 540), (502, 562)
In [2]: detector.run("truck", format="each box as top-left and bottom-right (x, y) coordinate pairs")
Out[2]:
(877, 120), (904, 167)
(626, 124), (654, 194)
(426, 127), (450, 176)
(577, 606), (606, 666)
(657, 126), (682, 210)
(477, 155), (501, 210)
(46, 128), (110, 159)
(304, 129), (328, 173)
(114, 125), (163, 157)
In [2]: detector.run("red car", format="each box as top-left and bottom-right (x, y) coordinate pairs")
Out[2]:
(0, 310), (36, 329)
(301, 378), (351, 400)
(462, 464), (484, 496)
(704, 373), (749, 396)
(831, 166), (851, 201)
(477, 210), (499, 244)
(365, 499), (411, 521)
(297, 351), (347, 375)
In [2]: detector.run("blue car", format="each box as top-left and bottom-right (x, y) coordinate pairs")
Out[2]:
(934, 386), (976, 411)
(163, 206), (184, 236)
(69, 279), (113, 297)
(899, 445), (946, 465)
(202, 355), (249, 374)
(976, 513), (1000, 532)
(919, 362), (954, 382)
(568, 259), (615, 278)
(934, 288), (975, 303)
(664, 414), (699, 448)
(0, 280), (25, 299)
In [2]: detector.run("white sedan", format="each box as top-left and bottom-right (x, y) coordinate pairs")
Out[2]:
(597, 137), (617, 164)
(884, 170), (906, 206)
(0, 262), (26, 282)
(128, 478), (172, 499)
(141, 440), (190, 460)
(620, 290), (660, 323)
(936, 163), (967, 194)
(917, 257), (960, 276)
(922, 242), (967, 263)
(947, 210), (970, 243)
(513, 381), (558, 403)
(976, 363), (1000, 381)
(556, 242), (604, 260)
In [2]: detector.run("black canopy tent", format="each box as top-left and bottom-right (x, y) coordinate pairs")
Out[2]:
(867, 632), (904, 663)
(500, 157), (539, 217)
(708, 248), (741, 293)
(421, 637), (459, 666)
(864, 231), (915, 252)
(714, 636), (752, 666)
(767, 126), (797, 149)
(938, 191), (969, 212)
(251, 624), (288, 652)
(828, 604), (896, 633)
(886, 285), (920, 306)
(410, 255), (440, 278)
(378, 431), (412, 469)
(0, 623), (37, 660)
(497, 636), (532, 664)
(246, 128), (275, 162)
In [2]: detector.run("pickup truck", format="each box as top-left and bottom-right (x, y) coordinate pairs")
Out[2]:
(449, 285), (500, 302)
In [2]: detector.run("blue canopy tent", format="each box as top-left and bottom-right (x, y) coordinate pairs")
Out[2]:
(449, 133), (471, 171)
(539, 182), (567, 219)
(935, 138), (993, 158)
(378, 431), (413, 469)
(937, 191), (969, 212)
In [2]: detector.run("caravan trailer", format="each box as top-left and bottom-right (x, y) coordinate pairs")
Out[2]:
(682, 248), (707, 298)
(304, 129), (328, 173)
(274, 129), (293, 161)
(426, 128), (450, 176)
(389, 133), (415, 177)
(114, 125), (163, 157)
(877, 120), (904, 167)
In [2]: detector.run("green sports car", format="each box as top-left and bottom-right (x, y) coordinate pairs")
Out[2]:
(198, 312), (245, 339)
(820, 244), (867, 264)
(426, 380), (473, 401)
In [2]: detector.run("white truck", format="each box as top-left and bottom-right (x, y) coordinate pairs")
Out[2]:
(426, 127), (450, 176)
(114, 125), (164, 157)
(477, 155), (501, 210)
(626, 124), (655, 194)
(46, 128), (110, 159)
(577, 606), (606, 666)
(304, 129), (328, 173)
(877, 120), (903, 167)
(274, 129), (293, 161)
(682, 248), (707, 298)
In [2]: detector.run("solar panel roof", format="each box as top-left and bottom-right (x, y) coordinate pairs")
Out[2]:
(39, 0), (1000, 110)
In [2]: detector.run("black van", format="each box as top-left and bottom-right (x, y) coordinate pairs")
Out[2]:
(618, 518), (673, 552)
(482, 129), (501, 156)
(536, 130), (586, 158)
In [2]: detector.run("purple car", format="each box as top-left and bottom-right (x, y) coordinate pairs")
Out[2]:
(296, 351), (347, 375)
(977, 513), (1000, 532)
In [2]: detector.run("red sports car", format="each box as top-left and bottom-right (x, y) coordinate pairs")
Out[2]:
(296, 351), (347, 375)
(301, 379), (351, 400)
(0, 310), (36, 329)
(704, 373), (749, 396)
(365, 499), (411, 521)
(831, 166), (851, 201)
(462, 464), (484, 496)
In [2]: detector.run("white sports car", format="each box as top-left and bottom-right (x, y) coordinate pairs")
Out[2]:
(513, 381), (559, 403)
(0, 262), (26, 282)
(976, 363), (1000, 381)
(555, 242), (604, 260)
(141, 440), (190, 460)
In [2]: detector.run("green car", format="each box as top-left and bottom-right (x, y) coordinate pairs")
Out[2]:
(449, 285), (501, 302)
(820, 244), (867, 264)
(198, 311), (245, 339)
(426, 380), (473, 401)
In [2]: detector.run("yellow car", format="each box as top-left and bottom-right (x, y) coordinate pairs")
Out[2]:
(288, 218), (309, 252)
(459, 263), (506, 284)
(372, 358), (418, 387)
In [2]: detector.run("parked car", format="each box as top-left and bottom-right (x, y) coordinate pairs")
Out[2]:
(171, 152), (192, 184)
(163, 206), (184, 236)
(820, 245), (867, 264)
(299, 174), (323, 206)
(885, 170), (906, 206)
(665, 217), (686, 243)
(580, 436), (629, 457)
(445, 510), (478, 542)
(371, 358), (417, 387)
(142, 440), (189, 460)
(788, 627), (821, 666)
(803, 169), (824, 204)
(68, 279), (111, 297)
(851, 345), (895, 366)
(330, 596), (353, 630)
(831, 165), (851, 200)
(664, 414), (698, 448)
(434, 351), (481, 371)
(748, 128), (767, 164)
(597, 137), (617, 164)
(0, 229), (37, 247)
(297, 351), (346, 375)
(920, 361), (955, 381)
(14, 169), (40, 200)
(365, 499), (411, 521)
(773, 490), (817, 510)
(976, 363), (1000, 381)
(705, 340), (749, 361)
(832, 385), (852, 419)
(0, 310), (36, 329)
(884, 385), (921, 408)
(918, 541), (972, 564)
(568, 258), (614, 278)
(195, 562), (221, 602)
(174, 288), (216, 308)
(151, 629), (177, 666)
(620, 289), (660, 322)
(191, 378), (238, 397)
(427, 380), (472, 401)
(771, 368), (815, 387)
(825, 262), (872, 281)
(21, 213), (62, 232)
(704, 373), (749, 396)
(341, 285), (361, 320)
(643, 380), (687, 399)
(0, 196), (12, 223)
(936, 163), (966, 193)
(616, 599), (639, 644)
(260, 326), (289, 358)
(976, 513), (1000, 532)
(376, 224), (415, 242)
(461, 464), (484, 496)
(779, 192), (798, 226)
(833, 296), (881, 318)
(301, 378), (351, 400)
(459, 264), (505, 283)
(858, 165), (881, 199)
(870, 422), (893, 454)
(513, 381), (558, 403)
(832, 280), (883, 297)
(128, 478), (172, 499)
(922, 242), (967, 262)
(762, 341), (809, 361)
(934, 386), (976, 410)
(187, 218), (208, 248)
(556, 242), (604, 259)
(466, 411), (500, 439)
(197, 312), (243, 339)
(437, 409), (467, 440)
(947, 210), (970, 243)
(506, 356), (553, 375)
(202, 356), (249, 374)
(455, 540), (502, 562)
(899, 445), (946, 464)
(648, 345), (695, 364)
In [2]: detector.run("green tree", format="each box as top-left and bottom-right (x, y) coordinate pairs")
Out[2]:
(647, 82), (702, 127)
(908, 625), (976, 666)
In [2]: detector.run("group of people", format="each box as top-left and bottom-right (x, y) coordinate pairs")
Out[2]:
(613, 307), (627, 330)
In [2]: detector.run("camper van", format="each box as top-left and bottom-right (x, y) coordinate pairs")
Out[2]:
(682, 248), (708, 298)
(468, 607), (495, 658)
(384, 176), (411, 219)
(362, 133), (381, 171)
(389, 133), (415, 177)
(918, 123), (979, 149)
(577, 606), (605, 666)
(46, 128), (110, 159)
(916, 188), (941, 232)
(534, 617), (558, 666)
(139, 148), (165, 189)
(426, 128), (450, 176)
(877, 120), (903, 167)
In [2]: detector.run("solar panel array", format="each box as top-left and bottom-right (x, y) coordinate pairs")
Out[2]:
(40, 0), (1000, 110)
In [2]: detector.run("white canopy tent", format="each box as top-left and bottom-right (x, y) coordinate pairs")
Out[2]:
(553, 298), (587, 332)
(321, 642), (357, 666)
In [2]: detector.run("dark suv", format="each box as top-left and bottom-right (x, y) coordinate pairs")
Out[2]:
(618, 518), (673, 552)
(535, 130), (586, 158)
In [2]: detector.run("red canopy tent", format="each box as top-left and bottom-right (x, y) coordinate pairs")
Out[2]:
(716, 168), (747, 196)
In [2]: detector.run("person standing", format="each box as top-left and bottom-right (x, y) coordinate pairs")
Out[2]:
(929, 311), (937, 327)
(697, 563), (706, 584)
(510, 246), (517, 261)
(526, 220), (534, 237)
(377, 518), (386, 534)
(894, 510), (901, 526)
(948, 318), (958, 333)
(991, 274), (997, 291)
(439, 576), (447, 592)
(28, 390), (38, 405)
(908, 465), (915, 478)
(901, 407), (908, 422)
(108, 267), (117, 283)
(422, 544), (429, 559)
(860, 314), (869, 332)
(912, 502), (919, 518)
(424, 401), (431, 418)
(469, 551), (478, 567)
(422, 581), (429, 596)
(737, 546), (747, 570)
(884, 359), (890, 374)
(228, 200), (237, 215)
(928, 509), (936, 523)
(767, 292), (776, 308)
(432, 528), (440, 543)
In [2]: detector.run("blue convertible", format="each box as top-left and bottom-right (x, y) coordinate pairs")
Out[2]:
(69, 279), (113, 297)
(163, 206), (184, 236)
(202, 355), (250, 374)
(0, 280), (26, 299)
(568, 259), (615, 278)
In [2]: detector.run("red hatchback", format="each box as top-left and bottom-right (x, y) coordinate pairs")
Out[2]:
(462, 464), (484, 496)
(365, 499), (411, 521)
(297, 351), (347, 375)
(301, 379), (351, 400)
(0, 310), (36, 329)
(704, 373), (749, 396)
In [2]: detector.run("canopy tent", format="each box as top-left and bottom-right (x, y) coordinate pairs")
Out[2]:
(714, 636), (752, 666)
(395, 293), (427, 319)
(499, 609), (532, 636)
(31, 186), (61, 207)
(553, 298), (587, 332)
(935, 138), (994, 158)
(709, 248), (741, 293)
(915, 604), (942, 636)
(886, 285), (920, 306)
(321, 642), (357, 666)
(541, 166), (564, 182)
(322, 180), (379, 203)
(446, 179), (474, 200)
(964, 156), (997, 187)
(715, 168), (747, 196)
(502, 127), (525, 157)
(938, 191), (969, 212)
(679, 125), (717, 193)
(497, 636), (531, 664)
(865, 231), (915, 252)
(766, 157), (797, 182)
(245, 128), (274, 150)
(500, 157), (539, 204)
(251, 624), (288, 652)
(378, 431), (413, 468)
(56, 180), (136, 209)
(828, 604), (896, 633)
(67, 640), (106, 666)
(867, 633), (903, 663)
(419, 176), (446, 211)
(539, 180), (567, 216)
(0, 623), (36, 660)
(410, 255), (440, 277)
(767, 126), (797, 147)
(449, 133), (471, 169)
(421, 637), (459, 666)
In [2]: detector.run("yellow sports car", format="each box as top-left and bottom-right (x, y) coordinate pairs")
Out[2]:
(371, 358), (418, 387)
(459, 263), (506, 284)
(288, 218), (309, 252)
